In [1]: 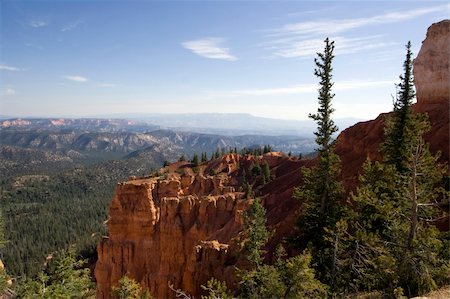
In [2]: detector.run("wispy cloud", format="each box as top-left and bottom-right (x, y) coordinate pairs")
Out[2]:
(29, 20), (49, 28)
(276, 4), (448, 37)
(0, 64), (22, 71)
(271, 35), (395, 58)
(61, 19), (83, 32)
(182, 38), (238, 61)
(264, 4), (447, 59)
(202, 80), (395, 98)
(284, 6), (338, 19)
(97, 83), (116, 87)
(63, 75), (88, 82)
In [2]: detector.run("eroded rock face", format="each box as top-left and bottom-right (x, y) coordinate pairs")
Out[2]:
(95, 152), (310, 298)
(414, 20), (450, 103)
(95, 154), (249, 298)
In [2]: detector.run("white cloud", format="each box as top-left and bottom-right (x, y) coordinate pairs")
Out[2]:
(0, 64), (22, 71)
(63, 75), (88, 82)
(5, 88), (16, 96)
(202, 80), (395, 98)
(182, 38), (238, 61)
(276, 4), (448, 37)
(29, 20), (49, 28)
(61, 19), (83, 32)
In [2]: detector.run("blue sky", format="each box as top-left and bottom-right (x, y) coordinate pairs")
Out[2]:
(1, 0), (448, 120)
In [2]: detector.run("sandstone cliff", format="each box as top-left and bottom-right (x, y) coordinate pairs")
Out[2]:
(95, 20), (449, 298)
(414, 20), (450, 103)
(95, 154), (310, 298)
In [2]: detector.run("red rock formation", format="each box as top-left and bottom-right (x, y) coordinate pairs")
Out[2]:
(95, 153), (311, 298)
(414, 20), (450, 103)
(96, 154), (245, 298)
(335, 20), (450, 188)
(95, 21), (449, 298)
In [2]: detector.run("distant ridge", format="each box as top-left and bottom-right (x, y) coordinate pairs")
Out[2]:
(91, 113), (362, 136)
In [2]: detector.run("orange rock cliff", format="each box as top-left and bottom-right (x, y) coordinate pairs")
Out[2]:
(95, 20), (449, 298)
(95, 154), (311, 298)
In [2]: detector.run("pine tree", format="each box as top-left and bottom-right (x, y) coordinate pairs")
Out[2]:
(347, 104), (449, 297)
(191, 153), (199, 166)
(382, 41), (416, 174)
(200, 278), (233, 299)
(262, 162), (270, 183)
(238, 200), (326, 299)
(297, 37), (342, 214)
(244, 198), (269, 268)
(294, 37), (343, 239)
(350, 139), (449, 297)
(18, 249), (96, 298)
(111, 275), (151, 299)
(292, 38), (344, 292)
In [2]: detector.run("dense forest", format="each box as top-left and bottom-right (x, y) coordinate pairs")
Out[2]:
(0, 154), (162, 279)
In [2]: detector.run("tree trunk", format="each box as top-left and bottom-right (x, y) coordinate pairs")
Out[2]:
(407, 144), (420, 250)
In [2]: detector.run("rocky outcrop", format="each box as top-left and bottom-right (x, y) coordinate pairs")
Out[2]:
(414, 20), (450, 103)
(95, 155), (249, 298)
(95, 153), (311, 298)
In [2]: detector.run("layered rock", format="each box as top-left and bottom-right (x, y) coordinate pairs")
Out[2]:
(95, 152), (311, 298)
(95, 154), (250, 298)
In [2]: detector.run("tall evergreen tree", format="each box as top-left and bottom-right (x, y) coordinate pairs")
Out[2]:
(382, 41), (416, 174)
(294, 37), (343, 236)
(346, 43), (449, 296)
(293, 38), (344, 291)
(300, 37), (341, 215)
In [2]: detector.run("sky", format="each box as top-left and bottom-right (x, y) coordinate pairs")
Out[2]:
(0, 0), (449, 121)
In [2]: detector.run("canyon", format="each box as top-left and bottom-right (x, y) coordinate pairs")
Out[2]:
(95, 20), (450, 298)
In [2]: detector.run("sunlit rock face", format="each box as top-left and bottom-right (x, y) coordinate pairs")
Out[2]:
(414, 20), (450, 103)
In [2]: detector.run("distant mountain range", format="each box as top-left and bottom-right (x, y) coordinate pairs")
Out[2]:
(0, 117), (321, 178)
(0, 117), (159, 132)
(1, 113), (362, 136)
